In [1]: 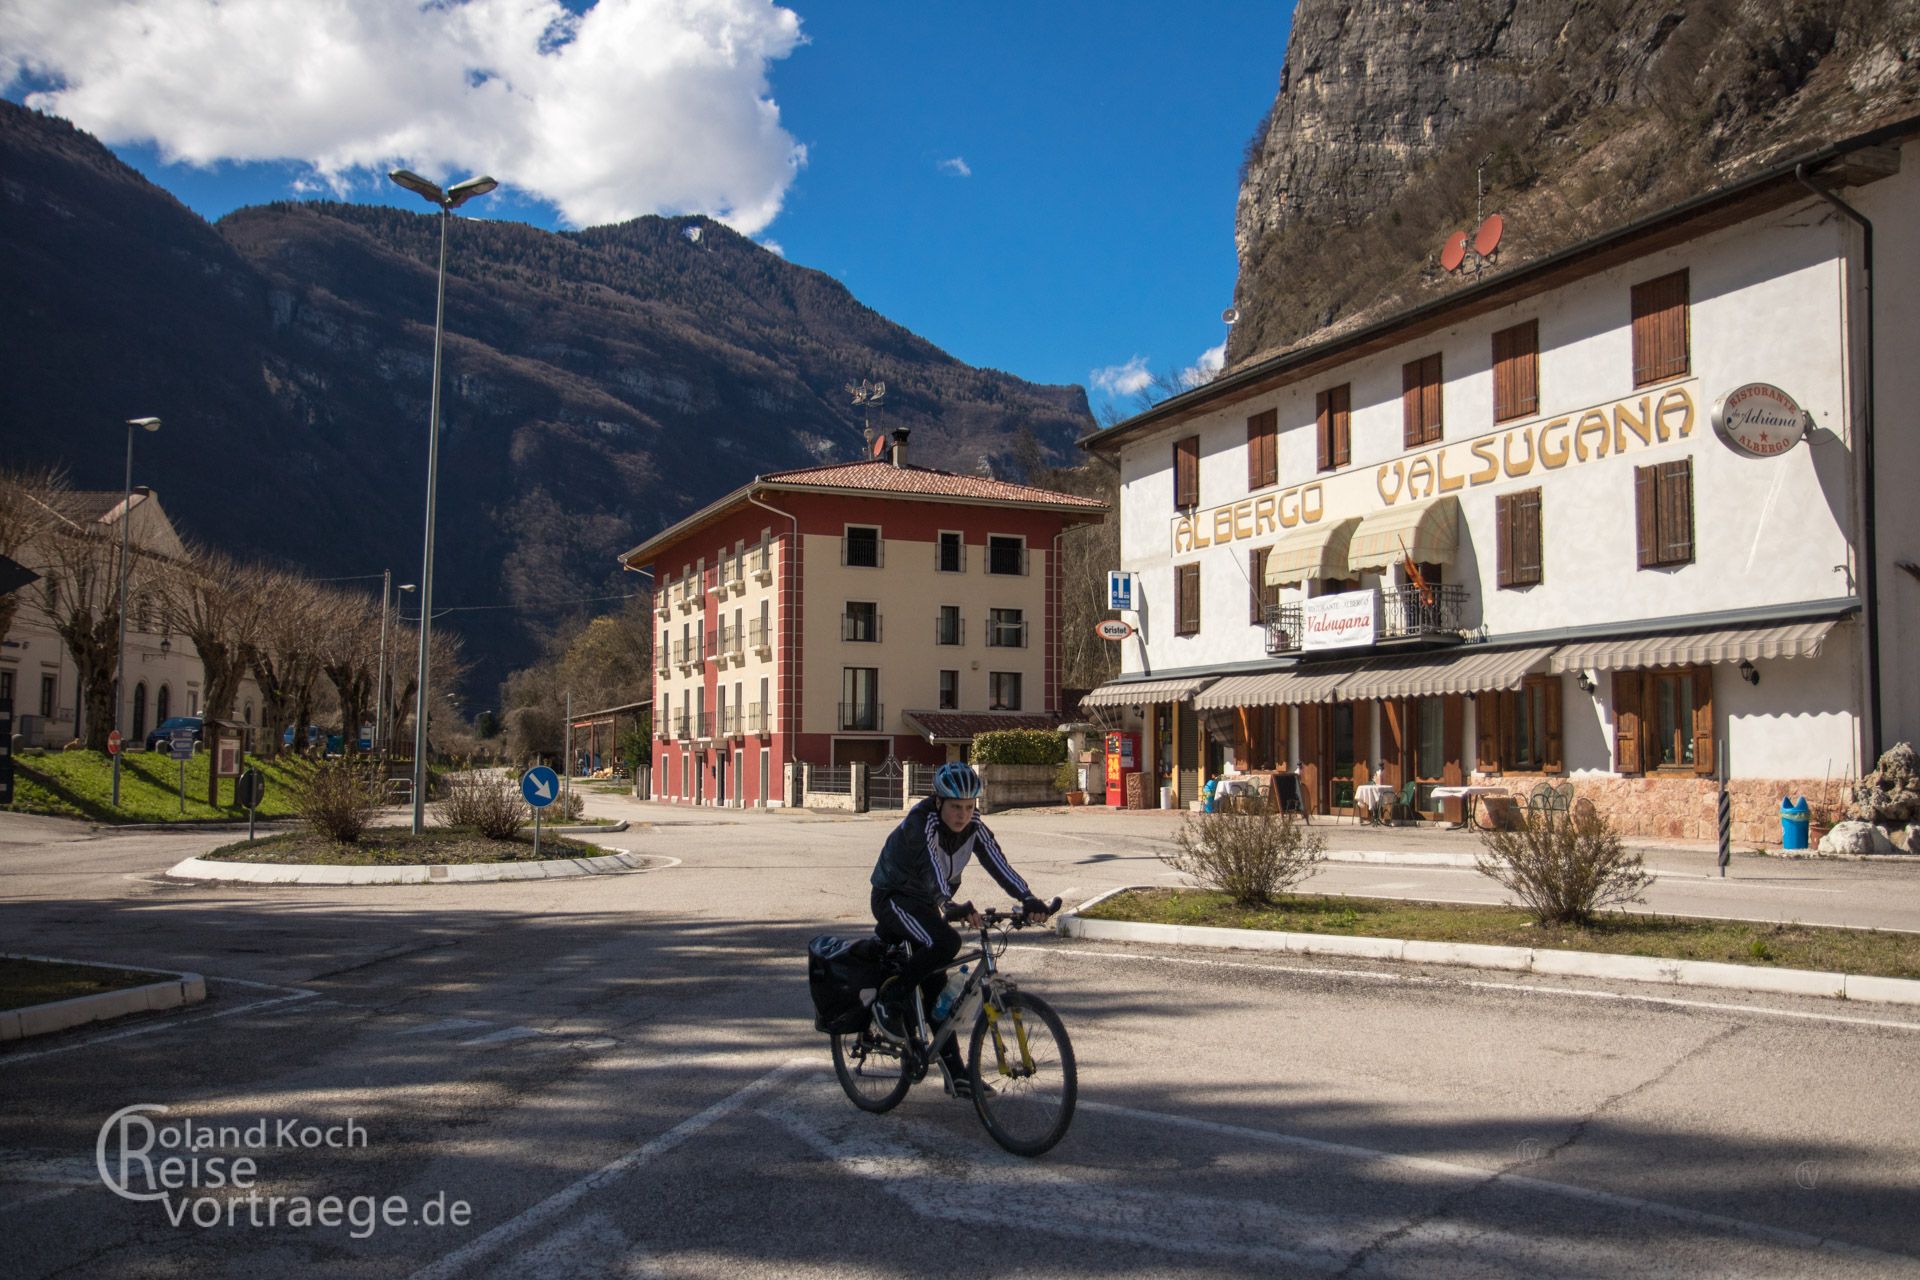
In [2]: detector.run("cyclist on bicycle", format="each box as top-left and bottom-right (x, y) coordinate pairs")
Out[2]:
(869, 761), (1051, 1097)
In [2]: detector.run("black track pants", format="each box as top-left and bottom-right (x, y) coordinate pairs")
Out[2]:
(871, 889), (966, 1073)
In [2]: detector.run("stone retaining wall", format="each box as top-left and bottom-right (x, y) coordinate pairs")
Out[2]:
(1493, 773), (1842, 845)
(977, 763), (1059, 813)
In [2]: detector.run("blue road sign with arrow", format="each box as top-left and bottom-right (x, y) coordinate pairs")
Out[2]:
(521, 766), (560, 808)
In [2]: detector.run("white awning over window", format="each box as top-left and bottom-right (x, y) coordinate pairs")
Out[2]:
(1192, 664), (1366, 709)
(1337, 646), (1555, 702)
(1347, 495), (1462, 573)
(1264, 518), (1363, 586)
(1080, 676), (1216, 708)
(1547, 620), (1842, 673)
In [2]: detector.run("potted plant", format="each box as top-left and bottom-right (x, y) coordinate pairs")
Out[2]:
(1054, 760), (1085, 806)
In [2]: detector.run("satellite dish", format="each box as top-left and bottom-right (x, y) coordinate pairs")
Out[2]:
(1473, 214), (1504, 259)
(1440, 230), (1468, 273)
(1221, 307), (1240, 325)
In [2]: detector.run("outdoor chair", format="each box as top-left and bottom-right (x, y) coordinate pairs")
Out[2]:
(1391, 779), (1420, 824)
(1527, 781), (1557, 824)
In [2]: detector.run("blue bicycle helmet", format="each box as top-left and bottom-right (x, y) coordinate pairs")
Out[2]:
(933, 762), (984, 800)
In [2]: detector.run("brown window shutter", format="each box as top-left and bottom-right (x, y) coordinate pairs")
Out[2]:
(1634, 466), (1658, 568)
(1613, 671), (1643, 774)
(1660, 459), (1694, 564)
(1492, 321), (1538, 423)
(1442, 695), (1465, 785)
(1402, 361), (1423, 449)
(1632, 270), (1690, 386)
(1316, 390), (1331, 471)
(1176, 563), (1200, 636)
(1423, 355), (1443, 442)
(1691, 665), (1715, 776)
(1248, 549), (1265, 624)
(1475, 691), (1501, 770)
(1333, 385), (1351, 466)
(1542, 677), (1564, 774)
(1174, 436), (1199, 509)
(1246, 411), (1276, 489)
(1495, 493), (1514, 587)
(1514, 488), (1542, 585)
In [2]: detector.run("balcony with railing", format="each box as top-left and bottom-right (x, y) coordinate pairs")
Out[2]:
(673, 712), (692, 740)
(718, 707), (740, 737)
(695, 712), (713, 740)
(986, 617), (1028, 649)
(842, 610), (883, 643)
(1263, 604), (1304, 655)
(837, 701), (884, 732)
(751, 543), (774, 584)
(934, 614), (965, 646)
(655, 589), (672, 619)
(749, 619), (771, 657)
(746, 702), (767, 735)
(1380, 584), (1469, 639)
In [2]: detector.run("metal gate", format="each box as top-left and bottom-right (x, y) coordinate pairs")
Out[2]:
(870, 757), (904, 810)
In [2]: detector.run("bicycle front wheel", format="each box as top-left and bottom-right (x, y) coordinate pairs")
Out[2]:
(968, 991), (1076, 1156)
(831, 1024), (912, 1113)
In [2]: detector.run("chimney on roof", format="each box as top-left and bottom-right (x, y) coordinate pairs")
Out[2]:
(890, 427), (910, 468)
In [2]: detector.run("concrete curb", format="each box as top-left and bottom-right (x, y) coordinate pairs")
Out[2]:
(164, 847), (652, 886)
(1056, 887), (1920, 1007)
(0, 954), (207, 1042)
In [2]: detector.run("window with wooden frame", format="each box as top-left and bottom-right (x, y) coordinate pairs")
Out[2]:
(1316, 383), (1351, 471)
(1246, 410), (1277, 490)
(1248, 547), (1279, 624)
(1610, 666), (1713, 775)
(1491, 319), (1539, 422)
(1631, 269), (1690, 387)
(1495, 488), (1542, 588)
(1173, 435), (1200, 509)
(1402, 353), (1443, 447)
(1175, 563), (1200, 636)
(1474, 677), (1563, 774)
(1634, 459), (1694, 568)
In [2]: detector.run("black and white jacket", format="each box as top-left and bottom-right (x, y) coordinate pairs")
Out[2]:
(869, 795), (1030, 910)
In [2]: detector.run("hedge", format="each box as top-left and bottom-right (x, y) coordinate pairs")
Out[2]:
(970, 729), (1066, 766)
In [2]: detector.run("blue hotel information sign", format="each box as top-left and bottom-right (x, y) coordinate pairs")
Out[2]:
(1106, 571), (1136, 612)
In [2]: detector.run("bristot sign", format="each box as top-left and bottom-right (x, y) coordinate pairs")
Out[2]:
(1302, 589), (1377, 651)
(1711, 383), (1808, 458)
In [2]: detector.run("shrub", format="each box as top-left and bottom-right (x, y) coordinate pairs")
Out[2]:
(439, 768), (527, 840)
(1475, 807), (1653, 925)
(971, 729), (1065, 766)
(296, 761), (382, 844)
(1162, 798), (1326, 906)
(1052, 760), (1080, 794)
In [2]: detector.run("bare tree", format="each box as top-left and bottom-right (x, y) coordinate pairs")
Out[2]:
(247, 571), (329, 759)
(382, 622), (469, 759)
(158, 546), (266, 799)
(0, 465), (66, 651)
(34, 506), (146, 750)
(315, 587), (381, 758)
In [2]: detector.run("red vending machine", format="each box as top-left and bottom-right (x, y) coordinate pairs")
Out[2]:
(1104, 731), (1139, 808)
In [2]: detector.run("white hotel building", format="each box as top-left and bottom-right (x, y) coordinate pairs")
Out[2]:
(1081, 117), (1920, 843)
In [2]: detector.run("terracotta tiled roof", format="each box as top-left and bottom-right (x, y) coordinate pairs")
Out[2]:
(762, 461), (1106, 510)
(901, 710), (1064, 743)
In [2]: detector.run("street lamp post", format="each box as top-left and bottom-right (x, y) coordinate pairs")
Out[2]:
(113, 416), (161, 807)
(388, 169), (496, 832)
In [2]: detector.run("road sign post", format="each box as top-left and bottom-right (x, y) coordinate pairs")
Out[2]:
(521, 765), (559, 859)
(0, 702), (12, 808)
(235, 768), (265, 841)
(170, 728), (196, 814)
(107, 730), (122, 756)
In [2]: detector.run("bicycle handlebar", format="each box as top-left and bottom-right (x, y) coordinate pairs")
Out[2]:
(980, 897), (1062, 929)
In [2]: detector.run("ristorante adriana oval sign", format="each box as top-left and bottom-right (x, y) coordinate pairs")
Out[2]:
(1711, 383), (1808, 458)
(1093, 620), (1135, 641)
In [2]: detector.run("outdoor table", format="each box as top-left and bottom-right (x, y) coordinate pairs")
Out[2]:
(1211, 777), (1263, 811)
(1431, 785), (1510, 830)
(1353, 783), (1395, 824)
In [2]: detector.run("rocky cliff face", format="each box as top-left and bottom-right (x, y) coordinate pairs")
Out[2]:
(1230, 0), (1920, 364)
(0, 101), (1094, 698)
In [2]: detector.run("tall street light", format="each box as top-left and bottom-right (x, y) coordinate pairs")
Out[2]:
(387, 169), (496, 832)
(113, 416), (161, 807)
(375, 577), (415, 761)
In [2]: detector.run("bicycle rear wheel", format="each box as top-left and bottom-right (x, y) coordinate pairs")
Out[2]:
(832, 1024), (912, 1113)
(968, 991), (1076, 1156)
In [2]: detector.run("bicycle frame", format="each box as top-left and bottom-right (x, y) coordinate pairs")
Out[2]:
(892, 911), (1036, 1083)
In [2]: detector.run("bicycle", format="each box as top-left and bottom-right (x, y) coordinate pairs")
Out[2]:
(829, 899), (1077, 1157)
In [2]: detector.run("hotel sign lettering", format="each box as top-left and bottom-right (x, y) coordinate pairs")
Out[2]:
(1302, 589), (1377, 651)
(1169, 383), (1697, 556)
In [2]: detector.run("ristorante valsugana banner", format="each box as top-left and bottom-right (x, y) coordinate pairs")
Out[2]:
(1169, 382), (1698, 555)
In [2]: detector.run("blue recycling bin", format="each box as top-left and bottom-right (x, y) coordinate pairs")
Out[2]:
(1780, 795), (1810, 850)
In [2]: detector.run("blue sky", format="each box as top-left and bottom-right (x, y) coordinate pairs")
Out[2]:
(3, 1), (1293, 423)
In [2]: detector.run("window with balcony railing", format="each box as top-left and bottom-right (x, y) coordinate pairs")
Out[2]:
(935, 606), (963, 646)
(1263, 604), (1303, 655)
(695, 712), (713, 739)
(986, 535), (1026, 575)
(1379, 583), (1467, 638)
(752, 540), (774, 583)
(987, 608), (1026, 648)
(673, 712), (692, 739)
(843, 602), (881, 642)
(745, 702), (766, 734)
(843, 525), (881, 568)
(749, 618), (771, 654)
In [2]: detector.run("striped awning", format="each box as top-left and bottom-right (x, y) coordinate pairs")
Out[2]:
(1548, 620), (1841, 673)
(1079, 675), (1216, 708)
(1193, 664), (1365, 709)
(1347, 495), (1461, 572)
(1264, 517), (1362, 586)
(1337, 646), (1555, 702)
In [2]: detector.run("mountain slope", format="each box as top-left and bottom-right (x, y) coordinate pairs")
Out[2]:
(0, 101), (1094, 698)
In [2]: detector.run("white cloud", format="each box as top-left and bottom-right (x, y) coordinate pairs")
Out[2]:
(1178, 342), (1226, 389)
(756, 237), (784, 257)
(937, 156), (971, 177)
(1089, 355), (1153, 398)
(0, 0), (808, 233)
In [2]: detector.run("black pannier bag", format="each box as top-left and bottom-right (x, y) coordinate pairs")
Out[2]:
(808, 934), (888, 1034)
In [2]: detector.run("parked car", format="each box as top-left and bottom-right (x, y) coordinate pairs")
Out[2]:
(145, 716), (204, 752)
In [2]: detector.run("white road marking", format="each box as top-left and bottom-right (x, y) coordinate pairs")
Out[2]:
(404, 1058), (810, 1280)
(458, 1026), (549, 1046)
(398, 1017), (492, 1037)
(1035, 946), (1920, 1033)
(0, 991), (321, 1067)
(1083, 1099), (1911, 1267)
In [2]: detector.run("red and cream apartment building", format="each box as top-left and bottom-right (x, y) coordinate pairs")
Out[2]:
(619, 435), (1107, 808)
(1080, 116), (1920, 842)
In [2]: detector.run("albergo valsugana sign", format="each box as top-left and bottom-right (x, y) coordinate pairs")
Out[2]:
(1170, 383), (1699, 555)
(1302, 590), (1376, 651)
